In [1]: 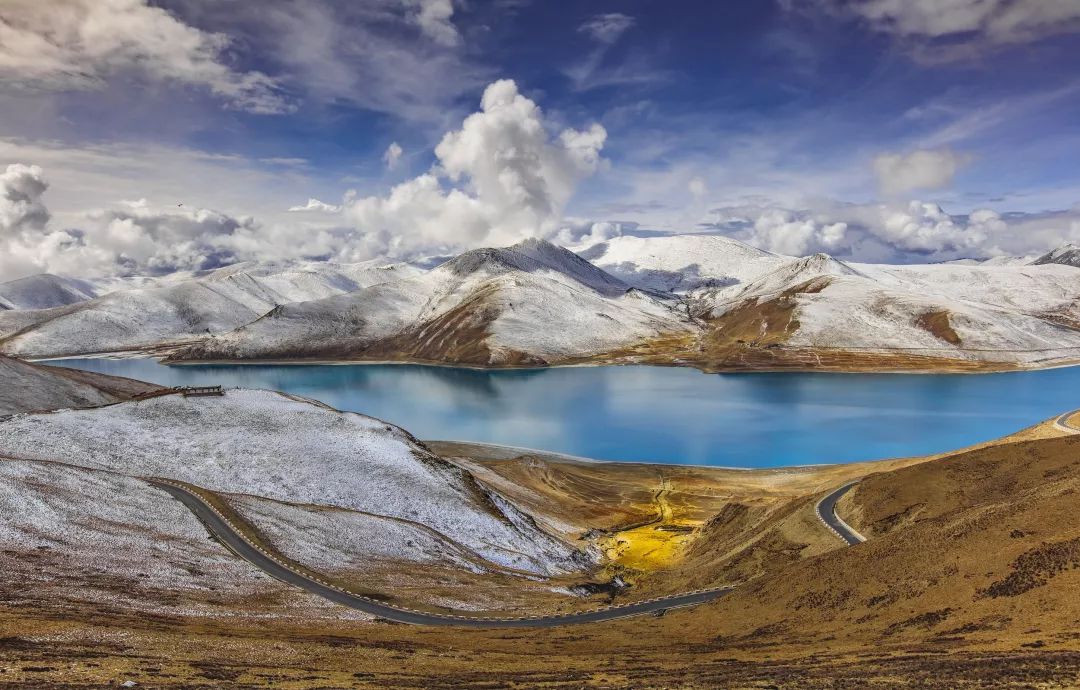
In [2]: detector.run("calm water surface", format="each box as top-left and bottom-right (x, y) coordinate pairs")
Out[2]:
(50, 359), (1080, 467)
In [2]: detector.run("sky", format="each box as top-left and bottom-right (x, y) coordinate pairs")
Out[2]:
(2, 0), (1080, 280)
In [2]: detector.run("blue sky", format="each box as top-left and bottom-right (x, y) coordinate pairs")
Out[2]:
(2, 0), (1080, 278)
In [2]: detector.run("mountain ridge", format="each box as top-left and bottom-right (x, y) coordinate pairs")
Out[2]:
(2, 235), (1079, 372)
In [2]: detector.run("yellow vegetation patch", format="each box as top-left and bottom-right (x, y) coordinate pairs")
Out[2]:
(596, 477), (701, 576)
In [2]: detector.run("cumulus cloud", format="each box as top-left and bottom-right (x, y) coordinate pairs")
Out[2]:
(3, 80), (608, 280)
(0, 162), (268, 280)
(335, 79), (607, 258)
(0, 163), (98, 279)
(702, 199), (1080, 263)
(383, 141), (404, 169)
(578, 13), (636, 43)
(550, 220), (627, 247)
(872, 148), (969, 196)
(0, 0), (291, 113)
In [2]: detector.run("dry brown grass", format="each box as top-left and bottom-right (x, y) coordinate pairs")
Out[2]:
(4, 418), (1080, 688)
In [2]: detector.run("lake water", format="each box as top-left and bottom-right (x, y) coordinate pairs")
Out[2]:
(50, 359), (1080, 467)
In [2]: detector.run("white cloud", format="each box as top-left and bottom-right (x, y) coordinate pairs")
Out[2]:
(383, 142), (404, 169)
(0, 163), (49, 237)
(578, 13), (636, 43)
(872, 148), (969, 196)
(703, 198), (1080, 263)
(236, 0), (486, 125)
(337, 79), (607, 258)
(404, 0), (461, 47)
(287, 198), (342, 213)
(815, 0), (1080, 57)
(738, 207), (848, 257)
(0, 0), (292, 114)
(2, 79), (608, 280)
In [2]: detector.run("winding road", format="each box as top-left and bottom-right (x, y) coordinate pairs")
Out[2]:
(150, 479), (732, 627)
(814, 481), (867, 545)
(151, 478), (866, 627)
(1054, 410), (1080, 434)
(813, 411), (1080, 546)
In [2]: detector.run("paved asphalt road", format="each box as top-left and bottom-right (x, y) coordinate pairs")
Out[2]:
(150, 479), (734, 628)
(815, 482), (866, 546)
(1054, 410), (1080, 433)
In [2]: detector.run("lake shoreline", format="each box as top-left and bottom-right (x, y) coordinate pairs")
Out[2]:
(43, 358), (1080, 468)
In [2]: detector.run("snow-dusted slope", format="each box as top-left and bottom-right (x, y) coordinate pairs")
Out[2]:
(0, 458), (273, 610)
(0, 390), (588, 575)
(3, 235), (1079, 370)
(0, 274), (97, 310)
(692, 252), (1080, 366)
(1031, 243), (1080, 268)
(0, 260), (419, 357)
(577, 234), (787, 293)
(173, 239), (693, 365)
(0, 354), (159, 415)
(853, 262), (1080, 316)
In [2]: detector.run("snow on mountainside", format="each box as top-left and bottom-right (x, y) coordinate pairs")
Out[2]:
(0, 458), (288, 614)
(723, 253), (865, 301)
(0, 354), (160, 415)
(171, 239), (693, 365)
(1031, 243), (1080, 268)
(0, 390), (589, 575)
(688, 250), (1080, 368)
(577, 234), (787, 293)
(2, 234), (1079, 371)
(0, 274), (97, 310)
(0, 260), (419, 357)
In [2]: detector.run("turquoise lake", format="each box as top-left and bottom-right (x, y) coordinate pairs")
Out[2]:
(50, 359), (1080, 467)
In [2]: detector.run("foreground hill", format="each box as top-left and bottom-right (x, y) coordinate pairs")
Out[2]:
(0, 389), (588, 577)
(1, 371), (1077, 686)
(2, 235), (1080, 371)
(0, 354), (160, 414)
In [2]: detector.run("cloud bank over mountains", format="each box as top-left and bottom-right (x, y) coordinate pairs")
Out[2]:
(704, 199), (1080, 263)
(2, 71), (1078, 278)
(1, 79), (611, 279)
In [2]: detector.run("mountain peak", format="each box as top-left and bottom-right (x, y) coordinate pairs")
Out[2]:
(438, 238), (629, 295)
(1031, 243), (1080, 268)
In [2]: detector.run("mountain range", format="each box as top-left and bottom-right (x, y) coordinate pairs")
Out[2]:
(2, 235), (1079, 372)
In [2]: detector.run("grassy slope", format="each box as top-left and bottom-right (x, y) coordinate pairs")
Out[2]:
(2, 417), (1079, 687)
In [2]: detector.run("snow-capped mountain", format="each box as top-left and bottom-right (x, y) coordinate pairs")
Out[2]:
(576, 234), (787, 293)
(170, 238), (694, 365)
(1031, 243), (1080, 268)
(0, 274), (98, 310)
(2, 234), (1079, 371)
(0, 260), (421, 357)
